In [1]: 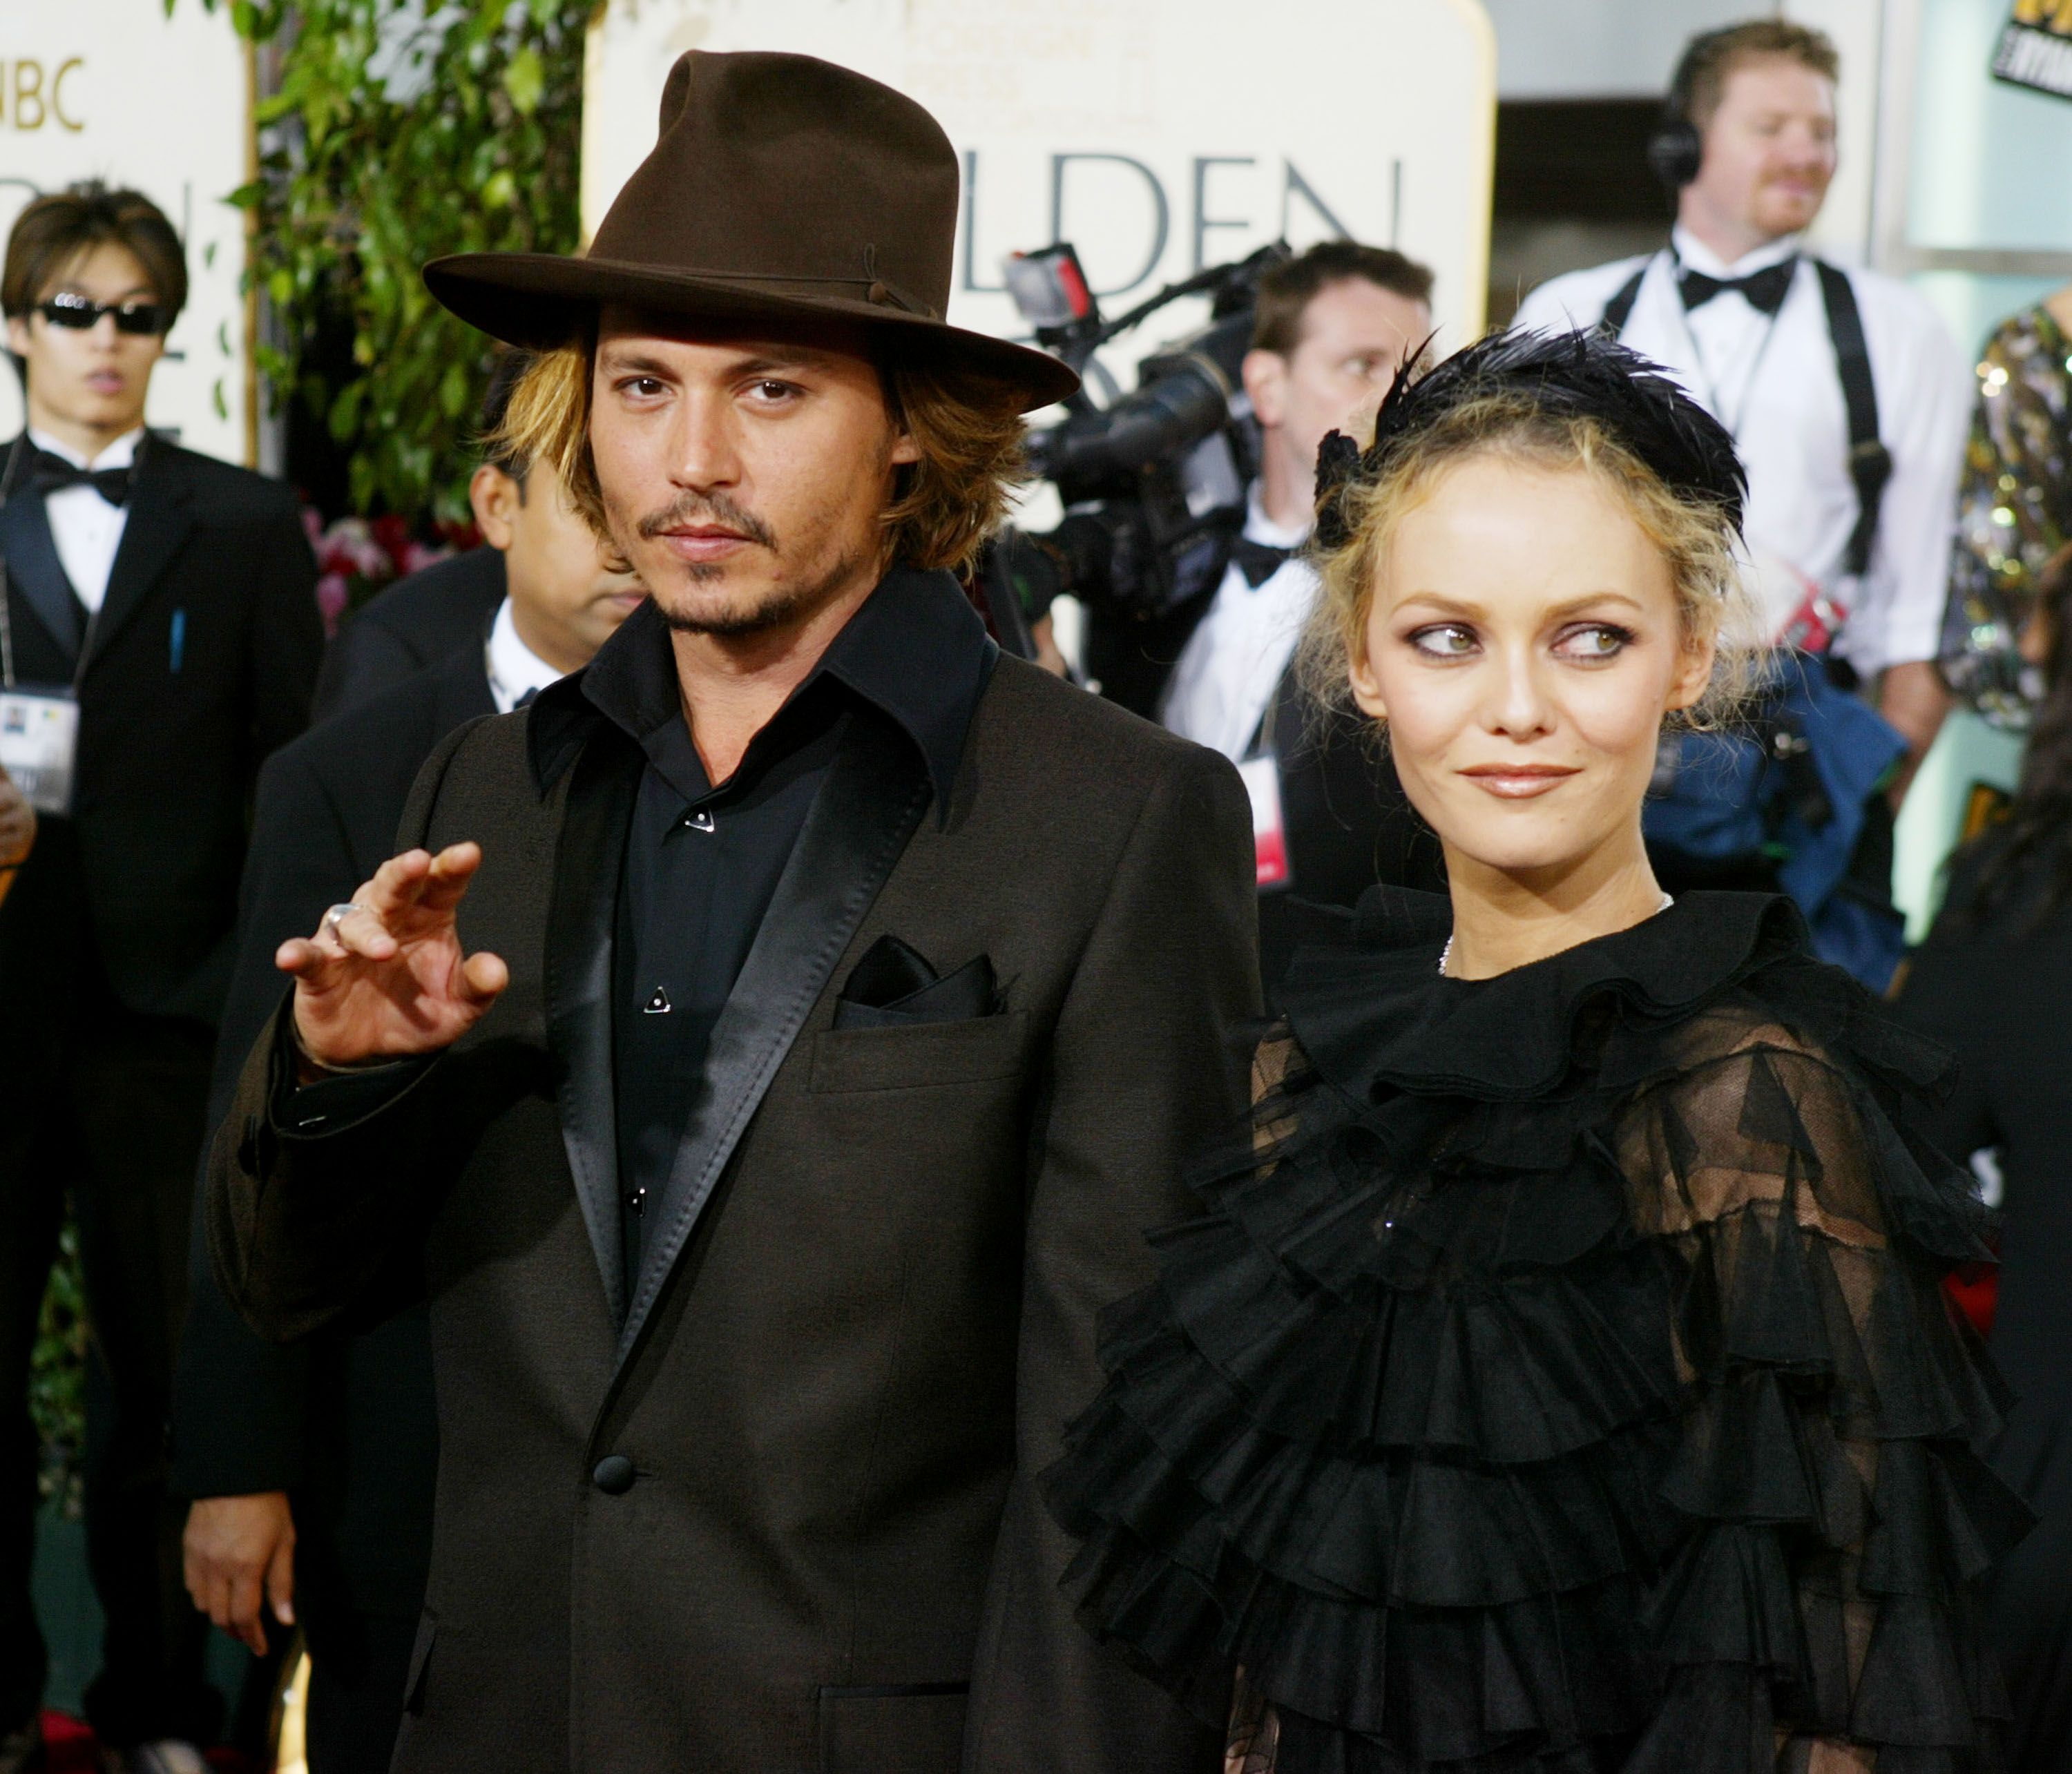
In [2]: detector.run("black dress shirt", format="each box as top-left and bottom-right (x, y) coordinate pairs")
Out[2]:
(544, 569), (997, 1299)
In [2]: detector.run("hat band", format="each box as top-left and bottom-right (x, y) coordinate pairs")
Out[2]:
(649, 264), (939, 320)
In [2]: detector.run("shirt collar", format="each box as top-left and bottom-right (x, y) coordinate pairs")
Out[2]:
(29, 424), (144, 472)
(483, 595), (568, 715)
(1670, 224), (1802, 282)
(528, 566), (997, 822)
(1243, 480), (1311, 551)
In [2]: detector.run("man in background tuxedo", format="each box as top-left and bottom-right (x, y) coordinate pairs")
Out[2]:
(1087, 240), (1442, 995)
(173, 403), (641, 1774)
(0, 183), (320, 1774)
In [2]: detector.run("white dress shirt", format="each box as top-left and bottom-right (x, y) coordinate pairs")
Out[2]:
(29, 425), (142, 617)
(483, 594), (567, 714)
(1159, 486), (1316, 762)
(1513, 226), (1970, 676)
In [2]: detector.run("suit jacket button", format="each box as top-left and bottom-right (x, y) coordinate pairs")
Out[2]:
(592, 1454), (636, 1495)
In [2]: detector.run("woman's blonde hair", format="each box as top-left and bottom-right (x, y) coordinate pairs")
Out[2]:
(487, 328), (1028, 575)
(1298, 386), (1763, 733)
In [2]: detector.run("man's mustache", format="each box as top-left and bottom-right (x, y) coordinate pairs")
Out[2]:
(634, 491), (776, 552)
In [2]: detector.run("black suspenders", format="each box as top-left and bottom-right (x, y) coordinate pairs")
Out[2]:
(1599, 266), (1647, 340)
(1594, 254), (1891, 578)
(1812, 262), (1892, 578)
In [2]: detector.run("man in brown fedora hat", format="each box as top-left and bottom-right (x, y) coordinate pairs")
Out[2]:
(204, 49), (1251, 1774)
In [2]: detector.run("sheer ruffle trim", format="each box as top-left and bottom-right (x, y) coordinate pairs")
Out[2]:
(1042, 910), (2026, 1771)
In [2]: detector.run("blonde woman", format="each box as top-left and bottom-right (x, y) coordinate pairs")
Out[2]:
(1045, 329), (2024, 1773)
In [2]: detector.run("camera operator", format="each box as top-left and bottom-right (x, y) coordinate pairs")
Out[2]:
(0, 182), (321, 1774)
(1512, 21), (1969, 985)
(172, 368), (642, 1774)
(1087, 240), (1441, 990)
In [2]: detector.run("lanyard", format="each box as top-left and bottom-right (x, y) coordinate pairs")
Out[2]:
(0, 434), (28, 693)
(1662, 250), (1796, 445)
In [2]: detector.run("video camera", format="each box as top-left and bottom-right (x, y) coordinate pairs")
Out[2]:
(981, 241), (1288, 653)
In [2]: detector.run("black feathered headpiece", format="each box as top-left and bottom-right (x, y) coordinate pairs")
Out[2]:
(1313, 328), (1747, 552)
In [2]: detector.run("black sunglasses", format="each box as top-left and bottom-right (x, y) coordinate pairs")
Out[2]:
(36, 292), (169, 336)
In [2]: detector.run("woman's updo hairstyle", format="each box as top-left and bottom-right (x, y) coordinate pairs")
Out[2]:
(1300, 327), (1761, 731)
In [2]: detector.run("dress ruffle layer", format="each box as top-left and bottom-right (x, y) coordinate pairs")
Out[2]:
(1044, 891), (2029, 1772)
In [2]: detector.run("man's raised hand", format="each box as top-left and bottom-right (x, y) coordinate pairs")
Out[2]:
(0, 765), (35, 869)
(278, 842), (508, 1071)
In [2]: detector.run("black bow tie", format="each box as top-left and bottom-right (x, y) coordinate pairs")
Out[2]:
(1678, 258), (1797, 318)
(1231, 535), (1292, 589)
(30, 447), (133, 507)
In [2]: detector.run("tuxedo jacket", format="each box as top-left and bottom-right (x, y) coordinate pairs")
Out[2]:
(311, 543), (505, 722)
(208, 650), (1255, 1774)
(1086, 590), (1443, 995)
(171, 648), (493, 1626)
(0, 433), (321, 1024)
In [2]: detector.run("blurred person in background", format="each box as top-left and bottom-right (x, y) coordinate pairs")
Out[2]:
(1092, 241), (1442, 994)
(1940, 287), (2072, 728)
(171, 369), (642, 1774)
(1514, 20), (1970, 990)
(1893, 538), (2072, 1773)
(0, 182), (320, 1774)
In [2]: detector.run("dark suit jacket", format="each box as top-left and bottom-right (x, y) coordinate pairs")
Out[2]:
(0, 433), (321, 1023)
(311, 545), (505, 721)
(171, 649), (491, 1623)
(1086, 581), (1443, 996)
(208, 646), (1254, 1774)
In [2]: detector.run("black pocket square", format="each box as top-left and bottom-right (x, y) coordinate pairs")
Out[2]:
(835, 935), (998, 1030)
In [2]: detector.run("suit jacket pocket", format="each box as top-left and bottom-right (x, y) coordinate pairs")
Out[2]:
(818, 1683), (968, 1774)
(809, 1010), (1028, 1095)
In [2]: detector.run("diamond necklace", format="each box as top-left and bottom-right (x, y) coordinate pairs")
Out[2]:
(1439, 892), (1676, 977)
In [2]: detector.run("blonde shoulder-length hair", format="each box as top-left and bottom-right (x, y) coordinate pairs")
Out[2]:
(488, 329), (1030, 576)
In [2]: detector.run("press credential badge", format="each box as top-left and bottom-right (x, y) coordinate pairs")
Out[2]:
(0, 688), (79, 815)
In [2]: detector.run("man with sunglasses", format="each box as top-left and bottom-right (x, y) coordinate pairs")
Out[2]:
(0, 181), (320, 1774)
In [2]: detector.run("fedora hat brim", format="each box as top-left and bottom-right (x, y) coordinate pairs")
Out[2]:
(423, 252), (1080, 412)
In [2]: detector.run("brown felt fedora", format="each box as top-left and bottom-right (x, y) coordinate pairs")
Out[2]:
(423, 50), (1077, 412)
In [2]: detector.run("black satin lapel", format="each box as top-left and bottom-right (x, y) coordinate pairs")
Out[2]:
(546, 726), (642, 1324)
(616, 713), (931, 1365)
(0, 497), (81, 663)
(86, 451), (193, 672)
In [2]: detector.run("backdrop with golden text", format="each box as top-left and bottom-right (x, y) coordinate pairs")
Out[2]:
(0, 1), (249, 461)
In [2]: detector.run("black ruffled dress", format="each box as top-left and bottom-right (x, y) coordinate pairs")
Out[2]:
(1044, 889), (2030, 1773)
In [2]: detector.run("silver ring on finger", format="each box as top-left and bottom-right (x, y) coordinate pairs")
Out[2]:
(322, 902), (372, 938)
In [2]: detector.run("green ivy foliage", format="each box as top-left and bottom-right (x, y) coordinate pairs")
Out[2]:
(180, 0), (591, 523)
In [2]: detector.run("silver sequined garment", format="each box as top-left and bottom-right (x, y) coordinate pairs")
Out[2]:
(1941, 302), (2072, 730)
